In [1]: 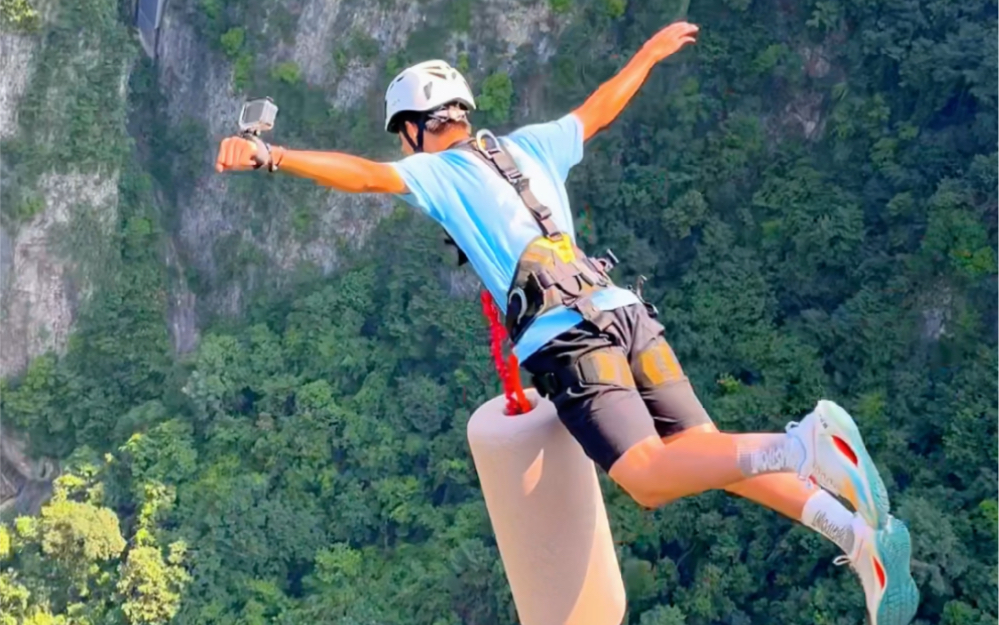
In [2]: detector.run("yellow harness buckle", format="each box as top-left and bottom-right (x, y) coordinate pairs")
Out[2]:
(532, 236), (577, 264)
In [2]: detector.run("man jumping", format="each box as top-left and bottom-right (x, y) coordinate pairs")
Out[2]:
(215, 22), (919, 624)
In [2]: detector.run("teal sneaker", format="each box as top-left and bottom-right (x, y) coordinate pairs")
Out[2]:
(837, 514), (920, 625)
(786, 399), (891, 529)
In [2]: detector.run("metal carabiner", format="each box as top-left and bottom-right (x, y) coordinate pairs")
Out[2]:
(507, 287), (529, 326)
(475, 129), (502, 154)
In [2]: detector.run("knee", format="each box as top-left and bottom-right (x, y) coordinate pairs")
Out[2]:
(622, 483), (676, 509)
(607, 436), (678, 509)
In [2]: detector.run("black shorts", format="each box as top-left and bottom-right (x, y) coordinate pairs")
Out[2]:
(521, 303), (712, 472)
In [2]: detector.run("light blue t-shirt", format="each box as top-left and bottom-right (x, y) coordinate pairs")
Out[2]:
(391, 113), (639, 361)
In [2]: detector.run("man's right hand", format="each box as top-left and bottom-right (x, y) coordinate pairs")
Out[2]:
(640, 21), (699, 63)
(215, 136), (262, 173)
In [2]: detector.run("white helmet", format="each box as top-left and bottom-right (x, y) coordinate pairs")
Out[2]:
(384, 60), (476, 133)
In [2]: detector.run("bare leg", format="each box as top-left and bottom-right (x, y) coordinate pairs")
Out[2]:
(657, 424), (858, 555)
(606, 427), (805, 508)
(660, 423), (813, 519)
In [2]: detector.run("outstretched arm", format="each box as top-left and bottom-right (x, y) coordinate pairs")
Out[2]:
(215, 140), (407, 194)
(572, 21), (699, 141)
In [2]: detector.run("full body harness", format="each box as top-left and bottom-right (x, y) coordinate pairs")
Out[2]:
(443, 130), (656, 347)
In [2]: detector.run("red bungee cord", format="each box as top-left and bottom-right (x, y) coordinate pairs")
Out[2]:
(480, 291), (531, 415)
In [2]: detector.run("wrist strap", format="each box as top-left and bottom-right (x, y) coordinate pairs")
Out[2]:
(243, 134), (280, 172)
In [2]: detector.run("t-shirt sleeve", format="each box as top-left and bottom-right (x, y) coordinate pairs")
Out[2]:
(505, 113), (584, 182)
(390, 153), (446, 222)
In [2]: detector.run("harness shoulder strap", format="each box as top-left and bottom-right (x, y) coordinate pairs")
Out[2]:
(454, 132), (563, 240)
(447, 132), (623, 342)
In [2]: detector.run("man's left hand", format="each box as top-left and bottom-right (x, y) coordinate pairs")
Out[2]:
(641, 21), (699, 63)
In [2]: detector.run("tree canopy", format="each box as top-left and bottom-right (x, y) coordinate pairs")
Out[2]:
(1, 0), (995, 623)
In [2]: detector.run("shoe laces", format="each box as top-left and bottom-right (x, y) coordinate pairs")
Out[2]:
(783, 420), (815, 488)
(833, 523), (866, 570)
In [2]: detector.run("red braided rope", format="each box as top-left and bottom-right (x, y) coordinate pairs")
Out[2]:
(480, 291), (531, 415)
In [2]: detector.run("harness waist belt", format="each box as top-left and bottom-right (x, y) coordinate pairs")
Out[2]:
(504, 235), (617, 344)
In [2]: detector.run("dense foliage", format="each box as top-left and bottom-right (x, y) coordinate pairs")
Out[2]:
(1, 0), (996, 623)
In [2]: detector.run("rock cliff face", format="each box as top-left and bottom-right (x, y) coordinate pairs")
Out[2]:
(0, 172), (118, 376)
(1, 1), (126, 377)
(0, 0), (567, 378)
(0, 424), (56, 517)
(2, 25), (47, 377)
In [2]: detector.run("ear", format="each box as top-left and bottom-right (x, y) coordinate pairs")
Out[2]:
(402, 120), (418, 141)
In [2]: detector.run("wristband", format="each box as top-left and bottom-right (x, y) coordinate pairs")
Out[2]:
(244, 134), (278, 172)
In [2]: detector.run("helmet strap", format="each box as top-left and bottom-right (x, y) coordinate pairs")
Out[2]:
(402, 117), (428, 153)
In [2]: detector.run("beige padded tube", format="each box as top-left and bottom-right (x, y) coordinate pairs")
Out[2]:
(467, 390), (626, 625)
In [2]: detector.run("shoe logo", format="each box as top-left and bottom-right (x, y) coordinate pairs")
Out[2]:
(811, 465), (838, 491)
(813, 511), (855, 555)
(751, 447), (791, 474)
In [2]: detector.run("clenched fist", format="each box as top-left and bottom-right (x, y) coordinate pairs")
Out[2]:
(641, 21), (699, 62)
(215, 136), (263, 173)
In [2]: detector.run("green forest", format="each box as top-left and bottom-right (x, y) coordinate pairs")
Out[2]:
(1, 0), (996, 623)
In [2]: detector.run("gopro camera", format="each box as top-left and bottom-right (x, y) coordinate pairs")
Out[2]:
(238, 97), (278, 135)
